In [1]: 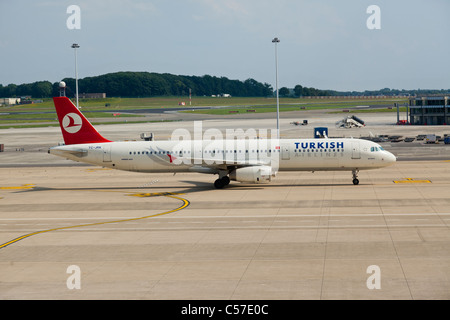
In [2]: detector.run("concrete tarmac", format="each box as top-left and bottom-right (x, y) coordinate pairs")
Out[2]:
(0, 161), (449, 299)
(1, 111), (450, 299)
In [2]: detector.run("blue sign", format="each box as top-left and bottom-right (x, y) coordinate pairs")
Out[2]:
(314, 127), (328, 138)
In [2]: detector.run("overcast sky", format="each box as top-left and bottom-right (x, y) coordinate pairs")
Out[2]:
(1, 0), (449, 91)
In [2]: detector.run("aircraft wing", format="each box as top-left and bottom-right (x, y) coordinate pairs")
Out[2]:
(172, 155), (274, 171)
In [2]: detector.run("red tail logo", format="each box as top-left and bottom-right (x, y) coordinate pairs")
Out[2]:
(53, 97), (112, 145)
(62, 113), (83, 133)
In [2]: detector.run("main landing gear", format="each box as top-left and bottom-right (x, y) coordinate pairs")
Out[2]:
(214, 175), (230, 189)
(352, 169), (359, 185)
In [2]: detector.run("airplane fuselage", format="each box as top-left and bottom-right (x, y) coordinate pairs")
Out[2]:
(50, 138), (395, 174)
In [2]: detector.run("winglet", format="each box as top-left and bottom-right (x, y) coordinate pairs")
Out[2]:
(53, 97), (112, 145)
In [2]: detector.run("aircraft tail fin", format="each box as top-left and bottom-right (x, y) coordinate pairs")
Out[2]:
(53, 97), (112, 145)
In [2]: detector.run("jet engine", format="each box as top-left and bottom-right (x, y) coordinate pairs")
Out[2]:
(229, 166), (272, 184)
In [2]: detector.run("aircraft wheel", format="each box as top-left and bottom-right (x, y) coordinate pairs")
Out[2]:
(214, 179), (225, 189)
(352, 178), (359, 185)
(221, 176), (230, 186)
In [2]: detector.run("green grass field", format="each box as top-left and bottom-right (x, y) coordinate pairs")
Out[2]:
(0, 96), (408, 129)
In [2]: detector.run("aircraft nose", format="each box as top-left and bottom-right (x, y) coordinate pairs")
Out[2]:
(384, 151), (397, 165)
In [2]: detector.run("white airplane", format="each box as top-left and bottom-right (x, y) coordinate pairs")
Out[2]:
(49, 97), (396, 188)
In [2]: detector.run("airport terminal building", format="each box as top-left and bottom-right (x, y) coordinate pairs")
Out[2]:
(409, 95), (450, 125)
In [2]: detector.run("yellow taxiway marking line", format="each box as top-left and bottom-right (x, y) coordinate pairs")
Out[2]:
(128, 192), (183, 198)
(393, 178), (431, 184)
(0, 184), (35, 190)
(0, 194), (189, 250)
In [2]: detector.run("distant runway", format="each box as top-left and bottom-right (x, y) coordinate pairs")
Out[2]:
(1, 161), (449, 299)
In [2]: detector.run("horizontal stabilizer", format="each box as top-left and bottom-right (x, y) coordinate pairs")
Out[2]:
(49, 146), (88, 158)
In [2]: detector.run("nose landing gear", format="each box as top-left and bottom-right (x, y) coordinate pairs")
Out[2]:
(352, 169), (359, 185)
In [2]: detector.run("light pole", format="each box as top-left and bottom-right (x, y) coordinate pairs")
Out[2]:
(71, 43), (80, 108)
(272, 37), (280, 139)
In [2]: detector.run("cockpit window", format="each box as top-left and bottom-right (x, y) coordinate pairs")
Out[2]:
(370, 146), (383, 152)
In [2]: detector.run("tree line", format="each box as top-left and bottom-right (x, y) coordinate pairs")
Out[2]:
(0, 81), (54, 99)
(0, 72), (273, 99)
(281, 85), (450, 97)
(1, 71), (449, 99)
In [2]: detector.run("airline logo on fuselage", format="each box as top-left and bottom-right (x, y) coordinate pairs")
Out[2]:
(294, 141), (344, 149)
(62, 113), (82, 133)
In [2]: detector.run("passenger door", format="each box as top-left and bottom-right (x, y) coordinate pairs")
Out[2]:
(281, 144), (290, 160)
(103, 144), (112, 162)
(351, 142), (361, 159)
